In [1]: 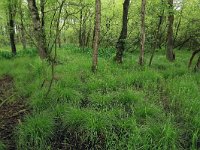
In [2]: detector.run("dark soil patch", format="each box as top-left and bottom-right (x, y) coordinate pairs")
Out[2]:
(0, 75), (28, 150)
(51, 118), (106, 150)
(52, 130), (106, 150)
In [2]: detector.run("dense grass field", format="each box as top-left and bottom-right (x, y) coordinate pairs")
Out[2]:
(0, 46), (200, 150)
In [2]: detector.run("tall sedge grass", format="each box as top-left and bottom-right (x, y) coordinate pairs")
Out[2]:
(0, 46), (199, 149)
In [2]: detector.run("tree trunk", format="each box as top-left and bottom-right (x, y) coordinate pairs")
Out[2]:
(92, 0), (101, 72)
(79, 2), (83, 47)
(115, 0), (130, 63)
(19, 0), (26, 50)
(27, 0), (48, 59)
(86, 19), (92, 47)
(166, 0), (175, 61)
(79, 2), (87, 48)
(149, 0), (164, 66)
(8, 1), (17, 55)
(82, 24), (86, 47)
(139, 0), (146, 65)
(57, 34), (61, 48)
(20, 25), (27, 50)
(173, 6), (183, 45)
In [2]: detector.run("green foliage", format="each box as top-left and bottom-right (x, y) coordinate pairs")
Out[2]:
(17, 112), (54, 150)
(0, 48), (37, 59)
(0, 141), (6, 150)
(0, 0), (199, 148)
(0, 46), (199, 149)
(0, 51), (13, 59)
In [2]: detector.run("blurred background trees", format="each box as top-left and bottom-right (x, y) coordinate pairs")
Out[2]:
(0, 0), (199, 68)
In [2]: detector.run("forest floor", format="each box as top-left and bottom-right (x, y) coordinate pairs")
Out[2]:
(0, 45), (200, 150)
(0, 75), (28, 149)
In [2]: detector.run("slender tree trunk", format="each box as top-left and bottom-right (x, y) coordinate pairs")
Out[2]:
(166, 0), (175, 61)
(20, 25), (27, 50)
(173, 7), (183, 45)
(86, 10), (93, 47)
(58, 34), (61, 48)
(82, 23), (86, 47)
(27, 0), (48, 59)
(8, 1), (17, 55)
(149, 16), (163, 66)
(19, 0), (26, 50)
(139, 0), (146, 65)
(115, 0), (130, 63)
(79, 4), (87, 48)
(86, 29), (91, 47)
(40, 0), (45, 29)
(149, 0), (164, 66)
(86, 19), (92, 47)
(79, 2), (83, 47)
(92, 0), (101, 72)
(40, 0), (47, 53)
(9, 18), (17, 55)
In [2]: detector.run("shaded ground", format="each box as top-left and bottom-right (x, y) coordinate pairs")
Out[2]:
(0, 75), (27, 150)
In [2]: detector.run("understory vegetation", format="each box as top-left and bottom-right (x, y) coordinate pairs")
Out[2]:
(0, 0), (200, 149)
(0, 46), (199, 149)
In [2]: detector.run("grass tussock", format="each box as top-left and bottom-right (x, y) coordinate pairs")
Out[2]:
(0, 46), (199, 149)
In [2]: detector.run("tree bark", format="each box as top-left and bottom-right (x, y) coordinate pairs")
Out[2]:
(57, 34), (61, 48)
(79, 1), (84, 47)
(20, 24), (27, 50)
(27, 0), (48, 59)
(115, 0), (130, 63)
(86, 19), (92, 47)
(92, 0), (101, 72)
(166, 0), (175, 61)
(8, 0), (17, 55)
(139, 0), (146, 65)
(19, 0), (26, 50)
(79, 2), (88, 48)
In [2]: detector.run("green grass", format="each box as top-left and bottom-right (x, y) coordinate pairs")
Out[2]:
(0, 45), (199, 149)
(17, 111), (54, 150)
(0, 141), (6, 150)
